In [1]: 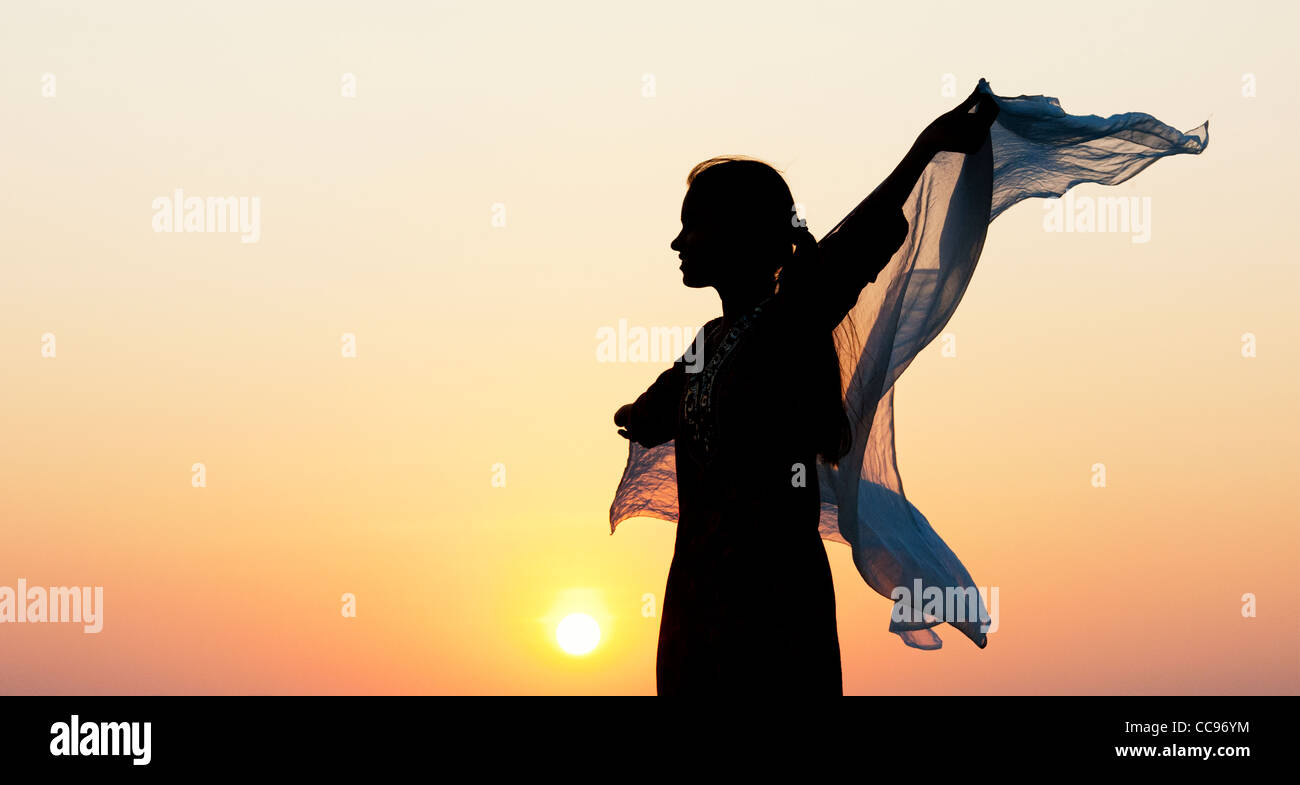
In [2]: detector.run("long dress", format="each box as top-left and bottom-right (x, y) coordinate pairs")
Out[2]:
(625, 205), (908, 695)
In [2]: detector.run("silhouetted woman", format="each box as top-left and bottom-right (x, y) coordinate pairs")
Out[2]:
(615, 89), (998, 695)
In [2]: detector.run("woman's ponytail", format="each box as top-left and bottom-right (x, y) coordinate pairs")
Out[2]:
(786, 223), (853, 467)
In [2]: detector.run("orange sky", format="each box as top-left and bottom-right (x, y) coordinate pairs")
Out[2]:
(0, 0), (1296, 694)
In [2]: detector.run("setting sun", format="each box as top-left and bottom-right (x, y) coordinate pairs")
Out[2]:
(556, 614), (601, 656)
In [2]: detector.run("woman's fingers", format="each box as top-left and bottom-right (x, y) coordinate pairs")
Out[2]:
(955, 89), (978, 112)
(958, 98), (997, 152)
(957, 85), (999, 120)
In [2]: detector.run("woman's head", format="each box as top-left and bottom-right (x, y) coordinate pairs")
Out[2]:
(671, 156), (802, 290)
(672, 155), (853, 466)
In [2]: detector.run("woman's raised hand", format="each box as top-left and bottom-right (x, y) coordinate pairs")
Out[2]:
(919, 85), (999, 156)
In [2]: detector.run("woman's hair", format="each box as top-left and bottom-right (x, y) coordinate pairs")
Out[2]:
(685, 156), (854, 466)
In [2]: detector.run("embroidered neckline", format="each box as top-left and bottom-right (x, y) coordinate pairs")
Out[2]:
(680, 297), (774, 462)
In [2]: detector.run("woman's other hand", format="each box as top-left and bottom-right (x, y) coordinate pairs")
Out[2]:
(614, 404), (633, 440)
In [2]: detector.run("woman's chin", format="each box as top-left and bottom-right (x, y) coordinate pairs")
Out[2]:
(680, 270), (708, 288)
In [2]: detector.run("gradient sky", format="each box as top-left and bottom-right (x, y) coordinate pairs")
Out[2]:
(1, 0), (1296, 694)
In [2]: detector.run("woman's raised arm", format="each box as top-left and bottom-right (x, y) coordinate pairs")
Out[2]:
(794, 85), (1000, 327)
(871, 86), (999, 213)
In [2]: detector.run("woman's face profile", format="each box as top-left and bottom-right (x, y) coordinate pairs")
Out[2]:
(671, 189), (708, 288)
(670, 187), (731, 289)
(671, 167), (792, 292)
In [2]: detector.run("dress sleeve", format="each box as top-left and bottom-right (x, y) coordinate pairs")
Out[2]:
(784, 193), (910, 331)
(625, 360), (686, 448)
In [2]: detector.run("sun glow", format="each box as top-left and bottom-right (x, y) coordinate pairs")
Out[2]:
(555, 613), (601, 655)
